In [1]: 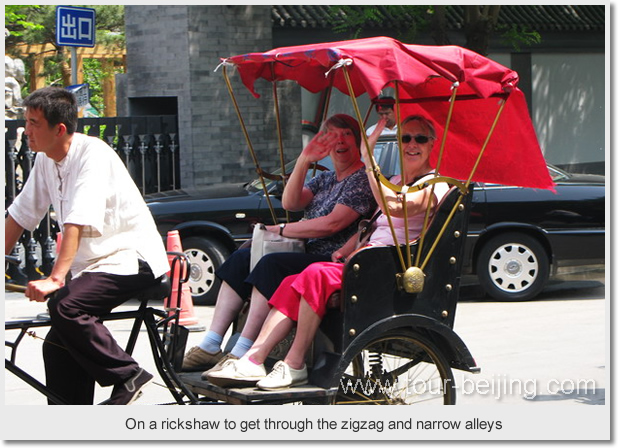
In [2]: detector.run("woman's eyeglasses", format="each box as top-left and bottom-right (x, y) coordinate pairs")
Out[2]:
(401, 134), (431, 144)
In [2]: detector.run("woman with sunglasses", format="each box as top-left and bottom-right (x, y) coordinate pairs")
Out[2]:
(208, 114), (450, 389)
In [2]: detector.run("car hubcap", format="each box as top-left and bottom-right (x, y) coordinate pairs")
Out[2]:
(488, 243), (538, 293)
(184, 248), (216, 297)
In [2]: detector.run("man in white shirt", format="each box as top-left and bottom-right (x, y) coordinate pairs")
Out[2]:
(365, 96), (398, 136)
(5, 87), (170, 405)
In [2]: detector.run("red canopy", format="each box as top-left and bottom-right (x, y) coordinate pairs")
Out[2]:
(222, 36), (554, 190)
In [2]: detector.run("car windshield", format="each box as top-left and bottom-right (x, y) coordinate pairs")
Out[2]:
(246, 156), (334, 192)
(245, 138), (414, 193)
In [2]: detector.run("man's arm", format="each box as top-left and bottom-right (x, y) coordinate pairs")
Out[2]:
(5, 214), (25, 255)
(25, 223), (82, 302)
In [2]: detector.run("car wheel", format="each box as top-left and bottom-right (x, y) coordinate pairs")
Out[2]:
(182, 236), (230, 306)
(477, 232), (549, 302)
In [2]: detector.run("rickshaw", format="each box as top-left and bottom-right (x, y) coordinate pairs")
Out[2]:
(5, 37), (553, 405)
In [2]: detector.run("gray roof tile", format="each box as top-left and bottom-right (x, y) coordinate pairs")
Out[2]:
(272, 5), (605, 32)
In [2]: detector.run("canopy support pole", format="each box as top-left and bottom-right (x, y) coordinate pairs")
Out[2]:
(415, 85), (459, 268)
(222, 66), (278, 225)
(394, 82), (412, 268)
(465, 97), (508, 189)
(310, 81), (335, 178)
(271, 68), (291, 223)
(341, 66), (407, 273)
(362, 101), (373, 132)
(419, 95), (507, 271)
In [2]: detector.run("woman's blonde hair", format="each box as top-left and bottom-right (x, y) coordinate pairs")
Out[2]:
(402, 115), (437, 140)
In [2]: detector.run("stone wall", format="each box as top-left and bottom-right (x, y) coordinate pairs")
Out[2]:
(122, 5), (302, 188)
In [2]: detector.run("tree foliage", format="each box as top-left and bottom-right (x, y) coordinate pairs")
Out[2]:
(5, 5), (45, 37)
(330, 6), (431, 44)
(329, 5), (541, 56)
(5, 5), (125, 115)
(5, 5), (125, 52)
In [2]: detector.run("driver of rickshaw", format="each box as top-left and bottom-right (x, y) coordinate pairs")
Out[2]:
(207, 114), (450, 389)
(5, 87), (170, 405)
(182, 114), (377, 375)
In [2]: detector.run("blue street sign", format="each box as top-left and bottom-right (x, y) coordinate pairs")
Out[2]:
(56, 6), (96, 47)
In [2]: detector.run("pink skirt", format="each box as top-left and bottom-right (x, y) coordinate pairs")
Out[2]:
(268, 262), (344, 321)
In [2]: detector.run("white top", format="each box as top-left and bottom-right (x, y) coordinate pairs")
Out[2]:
(8, 133), (169, 279)
(366, 123), (398, 136)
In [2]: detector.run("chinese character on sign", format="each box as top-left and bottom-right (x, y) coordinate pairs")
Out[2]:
(56, 6), (96, 47)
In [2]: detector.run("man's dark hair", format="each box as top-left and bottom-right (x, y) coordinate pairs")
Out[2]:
(23, 87), (78, 134)
(375, 95), (395, 112)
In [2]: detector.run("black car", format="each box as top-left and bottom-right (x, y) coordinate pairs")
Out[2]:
(464, 166), (604, 301)
(145, 140), (605, 304)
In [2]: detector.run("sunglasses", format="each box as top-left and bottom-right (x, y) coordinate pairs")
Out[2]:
(402, 134), (431, 144)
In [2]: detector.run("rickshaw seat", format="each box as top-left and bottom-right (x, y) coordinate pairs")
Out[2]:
(323, 183), (464, 312)
(318, 184), (474, 355)
(134, 274), (171, 303)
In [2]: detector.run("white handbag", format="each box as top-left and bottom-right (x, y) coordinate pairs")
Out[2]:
(249, 224), (305, 271)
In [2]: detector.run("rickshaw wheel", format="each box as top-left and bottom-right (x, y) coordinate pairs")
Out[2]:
(333, 331), (455, 405)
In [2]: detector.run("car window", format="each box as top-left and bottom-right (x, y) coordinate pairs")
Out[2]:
(371, 140), (400, 177)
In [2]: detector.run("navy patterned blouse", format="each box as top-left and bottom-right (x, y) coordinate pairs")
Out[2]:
(303, 168), (377, 256)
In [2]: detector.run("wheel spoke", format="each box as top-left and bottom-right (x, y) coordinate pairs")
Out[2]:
(335, 333), (454, 405)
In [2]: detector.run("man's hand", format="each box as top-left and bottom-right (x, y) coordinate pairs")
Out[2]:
(25, 277), (64, 302)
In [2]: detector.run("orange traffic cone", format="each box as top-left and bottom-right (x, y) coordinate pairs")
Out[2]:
(166, 230), (205, 332)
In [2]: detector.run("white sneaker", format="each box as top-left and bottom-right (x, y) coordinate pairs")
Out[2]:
(206, 357), (266, 388)
(201, 353), (239, 380)
(257, 361), (308, 390)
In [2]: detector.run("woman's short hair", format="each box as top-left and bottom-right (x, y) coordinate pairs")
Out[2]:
(23, 86), (78, 134)
(322, 114), (361, 148)
(402, 115), (437, 140)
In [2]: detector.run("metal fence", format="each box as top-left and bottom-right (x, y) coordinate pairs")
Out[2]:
(5, 115), (179, 282)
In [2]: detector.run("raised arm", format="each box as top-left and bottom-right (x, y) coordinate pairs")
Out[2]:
(282, 130), (340, 211)
(362, 118), (433, 218)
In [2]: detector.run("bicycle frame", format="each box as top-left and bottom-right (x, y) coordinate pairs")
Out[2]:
(5, 252), (200, 405)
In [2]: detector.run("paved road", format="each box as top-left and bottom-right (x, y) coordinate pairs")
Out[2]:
(455, 271), (606, 405)
(4, 269), (605, 406)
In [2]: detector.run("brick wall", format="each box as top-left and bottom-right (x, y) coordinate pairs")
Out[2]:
(123, 5), (302, 188)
